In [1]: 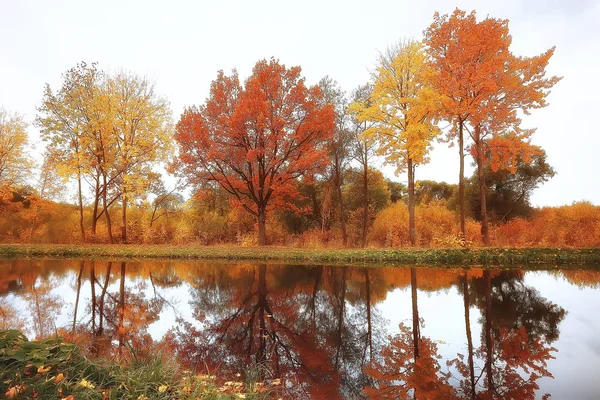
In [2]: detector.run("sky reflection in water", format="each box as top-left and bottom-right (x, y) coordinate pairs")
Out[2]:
(1, 260), (599, 399)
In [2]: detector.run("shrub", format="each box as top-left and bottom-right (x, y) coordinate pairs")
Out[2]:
(495, 202), (600, 247)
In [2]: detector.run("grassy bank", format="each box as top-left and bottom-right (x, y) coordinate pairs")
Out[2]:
(0, 243), (599, 265)
(0, 329), (272, 399)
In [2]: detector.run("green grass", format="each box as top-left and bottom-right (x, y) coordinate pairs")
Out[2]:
(0, 243), (599, 265)
(0, 329), (274, 399)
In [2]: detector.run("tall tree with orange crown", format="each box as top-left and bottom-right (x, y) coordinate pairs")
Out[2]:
(424, 9), (560, 244)
(175, 59), (335, 245)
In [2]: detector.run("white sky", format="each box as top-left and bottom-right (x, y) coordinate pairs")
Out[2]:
(1, 0), (598, 207)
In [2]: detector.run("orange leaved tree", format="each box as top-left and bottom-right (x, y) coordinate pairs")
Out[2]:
(424, 9), (560, 244)
(175, 59), (335, 245)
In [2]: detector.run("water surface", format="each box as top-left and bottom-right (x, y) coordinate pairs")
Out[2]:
(1, 259), (599, 399)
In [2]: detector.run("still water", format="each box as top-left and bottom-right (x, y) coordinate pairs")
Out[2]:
(1, 259), (599, 399)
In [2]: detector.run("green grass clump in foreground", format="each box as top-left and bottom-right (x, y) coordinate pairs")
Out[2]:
(0, 329), (273, 399)
(0, 244), (599, 265)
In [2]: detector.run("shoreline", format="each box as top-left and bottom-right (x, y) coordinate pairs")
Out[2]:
(0, 244), (598, 266)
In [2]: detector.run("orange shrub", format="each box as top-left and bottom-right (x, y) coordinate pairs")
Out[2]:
(369, 202), (410, 247)
(369, 201), (475, 247)
(495, 202), (600, 247)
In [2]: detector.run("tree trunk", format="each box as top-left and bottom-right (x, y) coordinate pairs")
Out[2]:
(364, 268), (373, 362)
(72, 262), (84, 334)
(335, 157), (348, 247)
(91, 180), (99, 239)
(121, 195), (127, 244)
(77, 174), (85, 242)
(118, 262), (126, 357)
(411, 267), (420, 359)
(257, 207), (267, 246)
(361, 160), (369, 248)
(103, 172), (114, 244)
(408, 158), (416, 246)
(334, 268), (347, 367)
(475, 126), (490, 245)
(90, 262), (96, 333)
(462, 274), (476, 398)
(98, 262), (112, 336)
(257, 264), (267, 365)
(459, 121), (466, 240)
(484, 269), (494, 393)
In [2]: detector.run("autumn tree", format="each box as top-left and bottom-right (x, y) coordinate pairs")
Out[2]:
(0, 108), (32, 195)
(37, 62), (112, 241)
(352, 40), (440, 246)
(175, 59), (335, 245)
(349, 84), (378, 247)
(319, 76), (354, 246)
(424, 9), (560, 244)
(108, 72), (173, 243)
(147, 173), (183, 229)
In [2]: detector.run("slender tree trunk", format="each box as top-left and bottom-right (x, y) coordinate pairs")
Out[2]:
(72, 262), (84, 333)
(91, 175), (100, 238)
(103, 172), (114, 244)
(462, 274), (476, 399)
(335, 157), (348, 247)
(257, 206), (267, 246)
(475, 126), (490, 245)
(334, 268), (347, 367)
(121, 195), (127, 244)
(32, 282), (44, 337)
(118, 262), (126, 357)
(149, 202), (158, 229)
(77, 174), (85, 242)
(364, 268), (373, 362)
(90, 262), (96, 333)
(310, 184), (320, 224)
(484, 269), (494, 393)
(459, 121), (466, 240)
(98, 262), (112, 335)
(257, 264), (267, 366)
(411, 267), (420, 359)
(361, 159), (369, 248)
(408, 158), (416, 246)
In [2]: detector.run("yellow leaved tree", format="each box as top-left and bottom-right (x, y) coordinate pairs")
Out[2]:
(108, 72), (173, 243)
(351, 40), (440, 246)
(0, 108), (32, 196)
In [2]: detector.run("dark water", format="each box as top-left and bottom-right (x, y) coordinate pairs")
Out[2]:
(1, 259), (599, 399)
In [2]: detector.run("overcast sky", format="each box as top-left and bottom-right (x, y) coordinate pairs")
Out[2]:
(1, 0), (597, 206)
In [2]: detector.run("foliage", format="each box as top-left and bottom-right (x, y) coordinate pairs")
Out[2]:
(424, 8), (560, 244)
(351, 40), (439, 173)
(495, 202), (600, 247)
(351, 40), (440, 246)
(175, 58), (335, 245)
(369, 201), (468, 247)
(363, 323), (455, 399)
(0, 109), (32, 194)
(415, 180), (456, 205)
(469, 151), (555, 221)
(0, 329), (271, 399)
(36, 62), (173, 243)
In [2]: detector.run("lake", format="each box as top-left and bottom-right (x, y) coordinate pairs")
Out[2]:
(1, 259), (599, 399)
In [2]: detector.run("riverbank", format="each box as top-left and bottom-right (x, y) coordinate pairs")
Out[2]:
(0, 244), (599, 265)
(0, 329), (272, 399)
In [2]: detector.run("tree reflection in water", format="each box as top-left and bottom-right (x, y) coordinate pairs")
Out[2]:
(0, 260), (576, 399)
(453, 269), (565, 400)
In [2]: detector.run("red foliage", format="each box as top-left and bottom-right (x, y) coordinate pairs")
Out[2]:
(175, 59), (335, 244)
